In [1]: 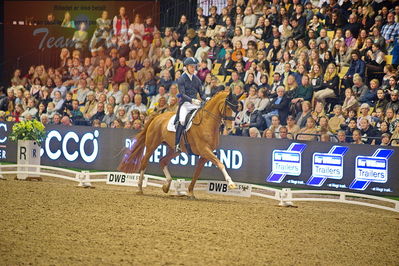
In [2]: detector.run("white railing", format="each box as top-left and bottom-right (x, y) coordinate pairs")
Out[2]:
(0, 164), (398, 213)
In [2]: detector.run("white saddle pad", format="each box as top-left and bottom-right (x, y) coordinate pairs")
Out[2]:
(167, 110), (198, 132)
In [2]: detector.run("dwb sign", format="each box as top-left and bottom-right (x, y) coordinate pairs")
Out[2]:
(106, 173), (147, 187)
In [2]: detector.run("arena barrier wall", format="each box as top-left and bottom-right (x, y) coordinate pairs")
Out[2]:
(1, 122), (399, 197)
(0, 164), (398, 213)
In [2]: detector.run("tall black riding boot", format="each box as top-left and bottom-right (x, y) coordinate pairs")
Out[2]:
(175, 123), (184, 153)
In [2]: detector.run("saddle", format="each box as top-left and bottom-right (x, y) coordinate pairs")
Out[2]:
(166, 109), (198, 133)
(167, 109), (199, 155)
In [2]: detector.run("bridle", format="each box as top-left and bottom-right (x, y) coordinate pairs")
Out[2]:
(199, 96), (237, 129)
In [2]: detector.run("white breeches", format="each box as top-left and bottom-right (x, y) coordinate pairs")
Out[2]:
(179, 102), (200, 125)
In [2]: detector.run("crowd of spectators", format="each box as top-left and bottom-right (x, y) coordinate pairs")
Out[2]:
(1, 0), (399, 146)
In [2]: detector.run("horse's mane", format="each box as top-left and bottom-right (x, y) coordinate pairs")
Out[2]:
(203, 90), (229, 109)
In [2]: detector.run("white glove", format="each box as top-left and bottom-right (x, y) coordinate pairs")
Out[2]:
(205, 97), (211, 101)
(192, 99), (201, 106)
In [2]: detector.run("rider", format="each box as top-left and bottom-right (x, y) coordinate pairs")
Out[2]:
(175, 57), (205, 152)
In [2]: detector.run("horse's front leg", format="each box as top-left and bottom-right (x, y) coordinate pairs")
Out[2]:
(187, 157), (208, 199)
(160, 149), (180, 193)
(200, 148), (237, 189)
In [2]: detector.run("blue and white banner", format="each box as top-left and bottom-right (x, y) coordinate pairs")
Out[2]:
(350, 149), (394, 191)
(266, 143), (307, 183)
(307, 146), (349, 187)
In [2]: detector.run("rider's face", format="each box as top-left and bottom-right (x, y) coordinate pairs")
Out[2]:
(187, 64), (196, 74)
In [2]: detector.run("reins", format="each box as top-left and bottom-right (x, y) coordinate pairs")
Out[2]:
(192, 96), (235, 127)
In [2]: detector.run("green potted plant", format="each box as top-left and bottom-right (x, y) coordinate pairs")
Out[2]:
(10, 120), (46, 180)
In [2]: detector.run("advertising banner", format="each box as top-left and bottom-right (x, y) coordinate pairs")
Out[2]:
(3, 1), (160, 80)
(1, 122), (399, 196)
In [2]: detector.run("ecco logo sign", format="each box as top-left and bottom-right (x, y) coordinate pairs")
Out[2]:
(41, 130), (99, 163)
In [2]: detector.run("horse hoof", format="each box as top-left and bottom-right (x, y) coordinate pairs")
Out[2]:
(162, 182), (171, 193)
(136, 190), (144, 195)
(228, 183), (237, 190)
(187, 195), (196, 200)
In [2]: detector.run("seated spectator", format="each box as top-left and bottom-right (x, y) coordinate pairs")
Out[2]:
(153, 96), (168, 114)
(40, 114), (49, 125)
(262, 86), (289, 128)
(61, 115), (72, 126)
(385, 108), (399, 133)
(357, 103), (373, 129)
(249, 127), (261, 138)
(328, 105), (345, 134)
(345, 118), (357, 142)
(243, 86), (260, 111)
(385, 90), (399, 114)
(262, 129), (275, 139)
(52, 113), (62, 125)
(226, 71), (244, 90)
(256, 88), (269, 112)
(296, 101), (312, 128)
(342, 50), (366, 88)
(91, 102), (105, 123)
(279, 126), (289, 139)
(11, 104), (24, 122)
(21, 98), (38, 119)
(240, 102), (264, 136)
(391, 124), (399, 146)
(336, 130), (347, 143)
(102, 103), (116, 127)
(375, 89), (389, 111)
(291, 75), (313, 115)
(313, 63), (340, 105)
(219, 51), (235, 76)
(83, 92), (98, 120)
(67, 100), (84, 125)
(107, 83), (123, 104)
(380, 133), (392, 146)
(286, 115), (300, 138)
(269, 73), (283, 97)
(359, 79), (378, 106)
(39, 88), (52, 107)
(133, 119), (143, 131)
(0, 88), (15, 112)
(268, 115), (282, 138)
(232, 101), (245, 135)
(359, 117), (378, 144)
(352, 129), (363, 144)
(52, 91), (65, 113)
(51, 77), (67, 99)
(311, 101), (326, 124)
(320, 133), (331, 142)
(342, 88), (359, 115)
(129, 94), (147, 113)
(317, 116), (333, 136)
(297, 117), (318, 141)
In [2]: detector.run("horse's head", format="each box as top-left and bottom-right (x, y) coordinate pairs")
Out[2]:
(222, 90), (241, 132)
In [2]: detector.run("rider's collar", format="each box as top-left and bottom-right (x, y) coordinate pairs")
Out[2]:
(185, 71), (193, 81)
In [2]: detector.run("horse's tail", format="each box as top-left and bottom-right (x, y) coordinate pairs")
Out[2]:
(117, 113), (158, 173)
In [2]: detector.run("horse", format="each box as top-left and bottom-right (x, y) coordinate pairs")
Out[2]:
(118, 90), (240, 198)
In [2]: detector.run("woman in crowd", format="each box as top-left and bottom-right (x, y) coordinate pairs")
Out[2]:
(313, 63), (340, 106)
(297, 117), (318, 141)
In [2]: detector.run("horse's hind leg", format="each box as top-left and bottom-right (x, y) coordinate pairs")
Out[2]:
(137, 143), (159, 194)
(160, 148), (180, 193)
(187, 157), (208, 199)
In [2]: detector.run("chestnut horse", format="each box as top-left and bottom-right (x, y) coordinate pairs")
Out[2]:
(118, 90), (239, 198)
